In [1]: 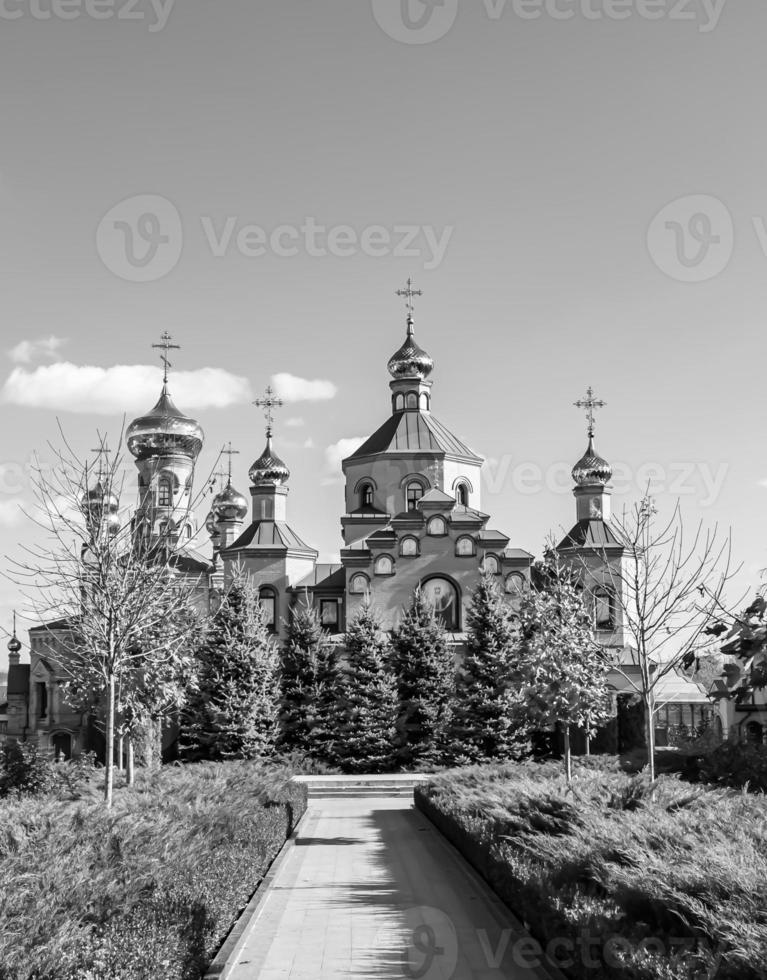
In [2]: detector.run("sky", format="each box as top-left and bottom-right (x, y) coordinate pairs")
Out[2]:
(0, 0), (764, 669)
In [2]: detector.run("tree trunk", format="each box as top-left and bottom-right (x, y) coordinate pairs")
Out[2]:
(116, 734), (124, 771)
(563, 724), (572, 785)
(584, 732), (591, 757)
(104, 673), (115, 808)
(126, 738), (135, 786)
(644, 691), (656, 783)
(133, 717), (162, 770)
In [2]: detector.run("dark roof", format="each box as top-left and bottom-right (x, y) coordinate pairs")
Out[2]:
(29, 618), (76, 633)
(451, 503), (490, 522)
(557, 520), (622, 551)
(347, 412), (482, 462)
(475, 529), (511, 544)
(226, 520), (317, 554)
(293, 564), (346, 593)
(171, 548), (213, 574)
(502, 547), (535, 561)
(419, 488), (456, 508)
(7, 664), (29, 695)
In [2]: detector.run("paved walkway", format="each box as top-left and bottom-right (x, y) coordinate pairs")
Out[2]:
(226, 799), (552, 980)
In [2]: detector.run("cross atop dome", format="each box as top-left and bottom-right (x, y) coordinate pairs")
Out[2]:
(396, 276), (422, 324)
(221, 441), (239, 485)
(574, 386), (606, 439)
(254, 385), (284, 437)
(152, 331), (180, 386)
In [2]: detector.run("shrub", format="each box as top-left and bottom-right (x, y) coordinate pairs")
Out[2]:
(698, 739), (767, 793)
(0, 761), (307, 979)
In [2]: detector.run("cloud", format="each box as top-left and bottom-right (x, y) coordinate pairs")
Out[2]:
(322, 437), (366, 484)
(271, 373), (337, 403)
(285, 417), (305, 428)
(0, 499), (24, 526)
(9, 335), (67, 364)
(1, 363), (253, 414)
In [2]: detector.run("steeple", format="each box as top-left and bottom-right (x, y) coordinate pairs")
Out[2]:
(249, 386), (290, 520)
(7, 611), (21, 667)
(571, 386), (613, 521)
(387, 278), (434, 414)
(208, 443), (248, 553)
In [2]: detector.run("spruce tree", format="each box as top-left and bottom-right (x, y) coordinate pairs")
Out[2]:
(181, 574), (280, 760)
(450, 573), (529, 763)
(390, 589), (455, 768)
(334, 601), (398, 773)
(279, 594), (339, 761)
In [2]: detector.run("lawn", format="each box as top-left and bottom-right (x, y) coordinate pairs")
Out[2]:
(416, 759), (767, 980)
(0, 761), (307, 980)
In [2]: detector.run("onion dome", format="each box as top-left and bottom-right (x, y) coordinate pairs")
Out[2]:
(572, 436), (613, 486)
(211, 482), (248, 522)
(126, 386), (204, 461)
(249, 431), (290, 486)
(81, 481), (120, 536)
(387, 316), (434, 381)
(7, 631), (21, 656)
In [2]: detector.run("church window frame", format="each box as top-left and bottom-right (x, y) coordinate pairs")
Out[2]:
(406, 392), (418, 410)
(258, 587), (278, 632)
(374, 554), (395, 576)
(455, 482), (470, 507)
(394, 393), (405, 412)
(349, 573), (370, 595)
(359, 482), (374, 508)
(158, 477), (173, 508)
(455, 535), (475, 557)
(420, 392), (430, 411)
(593, 587), (614, 629)
(399, 536), (420, 557)
(427, 516), (447, 537)
(505, 571), (526, 595)
(320, 598), (340, 632)
(483, 553), (501, 575)
(406, 481), (425, 512)
(420, 574), (461, 632)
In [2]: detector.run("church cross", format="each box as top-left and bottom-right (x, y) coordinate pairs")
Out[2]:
(574, 386), (606, 438)
(254, 385), (284, 434)
(152, 331), (180, 384)
(90, 435), (112, 482)
(221, 442), (239, 484)
(396, 277), (422, 317)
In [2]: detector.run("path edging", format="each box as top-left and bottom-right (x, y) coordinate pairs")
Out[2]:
(203, 808), (312, 980)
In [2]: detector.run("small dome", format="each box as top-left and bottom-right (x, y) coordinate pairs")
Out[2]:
(249, 433), (290, 486)
(82, 481), (119, 515)
(572, 436), (613, 486)
(126, 387), (204, 461)
(7, 632), (21, 654)
(387, 317), (434, 381)
(212, 482), (248, 522)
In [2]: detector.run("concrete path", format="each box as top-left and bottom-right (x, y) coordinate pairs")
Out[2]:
(225, 799), (553, 980)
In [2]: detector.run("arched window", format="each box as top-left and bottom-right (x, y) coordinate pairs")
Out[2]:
(394, 393), (405, 412)
(455, 483), (469, 507)
(158, 478), (172, 508)
(455, 536), (475, 557)
(185, 524), (193, 539)
(406, 482), (425, 512)
(427, 516), (446, 536)
(400, 536), (419, 557)
(593, 588), (613, 629)
(505, 572), (525, 595)
(259, 587), (277, 631)
(360, 483), (374, 508)
(483, 554), (500, 575)
(406, 392), (418, 410)
(421, 576), (460, 631)
(420, 392), (430, 411)
(375, 555), (394, 576)
(350, 573), (369, 595)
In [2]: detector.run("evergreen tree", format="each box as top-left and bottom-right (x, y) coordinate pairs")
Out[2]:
(334, 601), (398, 773)
(390, 589), (455, 767)
(181, 574), (280, 760)
(279, 594), (339, 761)
(449, 573), (529, 763)
(516, 552), (612, 783)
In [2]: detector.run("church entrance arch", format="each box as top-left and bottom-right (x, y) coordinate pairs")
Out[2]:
(420, 575), (460, 631)
(51, 731), (72, 761)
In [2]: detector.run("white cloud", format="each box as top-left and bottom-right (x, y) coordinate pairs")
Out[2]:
(303, 438), (315, 449)
(1, 363), (253, 414)
(285, 417), (305, 428)
(271, 373), (337, 403)
(9, 335), (67, 364)
(0, 499), (24, 526)
(322, 437), (365, 484)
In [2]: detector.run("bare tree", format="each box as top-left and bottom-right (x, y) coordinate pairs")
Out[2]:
(7, 428), (210, 807)
(579, 497), (738, 781)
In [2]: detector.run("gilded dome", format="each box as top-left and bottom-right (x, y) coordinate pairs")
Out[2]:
(387, 317), (434, 381)
(572, 436), (613, 486)
(249, 433), (290, 486)
(82, 481), (119, 515)
(126, 387), (204, 461)
(212, 482), (249, 522)
(7, 632), (21, 655)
